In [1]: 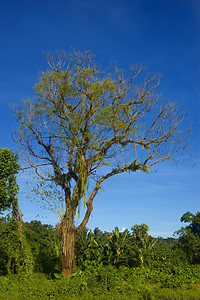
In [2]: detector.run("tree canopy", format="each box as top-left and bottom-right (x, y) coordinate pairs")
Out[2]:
(0, 148), (20, 214)
(12, 50), (189, 276)
(180, 212), (200, 237)
(175, 211), (200, 264)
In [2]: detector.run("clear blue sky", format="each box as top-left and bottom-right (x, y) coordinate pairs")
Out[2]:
(0, 0), (199, 237)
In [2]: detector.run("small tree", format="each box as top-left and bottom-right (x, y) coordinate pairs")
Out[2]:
(13, 50), (189, 276)
(0, 148), (23, 234)
(108, 227), (131, 267)
(131, 224), (157, 266)
(175, 212), (200, 263)
(0, 148), (20, 214)
(0, 149), (33, 275)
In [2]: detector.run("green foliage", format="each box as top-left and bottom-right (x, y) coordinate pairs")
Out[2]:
(106, 227), (131, 267)
(178, 211), (200, 237)
(75, 224), (157, 269)
(130, 224), (157, 266)
(131, 223), (149, 239)
(0, 149), (20, 213)
(75, 228), (105, 269)
(0, 218), (33, 276)
(24, 220), (61, 274)
(75, 152), (87, 217)
(0, 217), (200, 298)
(123, 161), (150, 173)
(75, 222), (197, 272)
(1, 216), (197, 281)
(0, 266), (200, 299)
(175, 211), (200, 264)
(147, 244), (187, 269)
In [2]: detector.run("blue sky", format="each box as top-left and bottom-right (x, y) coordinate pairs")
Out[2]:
(0, 0), (199, 237)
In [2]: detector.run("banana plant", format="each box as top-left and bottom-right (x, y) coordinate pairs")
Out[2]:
(131, 224), (157, 266)
(75, 229), (104, 268)
(107, 227), (131, 267)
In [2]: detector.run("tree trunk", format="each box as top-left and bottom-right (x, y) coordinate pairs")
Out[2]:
(12, 204), (23, 250)
(60, 213), (76, 277)
(59, 192), (94, 277)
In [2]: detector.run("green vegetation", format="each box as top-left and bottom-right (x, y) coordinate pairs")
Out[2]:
(0, 212), (200, 299)
(0, 218), (33, 277)
(0, 148), (20, 213)
(12, 50), (189, 275)
(0, 267), (200, 300)
(175, 211), (200, 264)
(0, 50), (195, 297)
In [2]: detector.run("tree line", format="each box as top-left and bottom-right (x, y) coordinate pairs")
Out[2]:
(0, 212), (199, 277)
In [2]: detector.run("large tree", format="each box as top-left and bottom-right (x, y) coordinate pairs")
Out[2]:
(13, 50), (189, 276)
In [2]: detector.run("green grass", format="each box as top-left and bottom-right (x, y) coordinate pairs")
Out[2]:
(1, 286), (200, 300)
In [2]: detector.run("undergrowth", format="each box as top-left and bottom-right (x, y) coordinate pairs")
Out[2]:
(0, 265), (200, 299)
